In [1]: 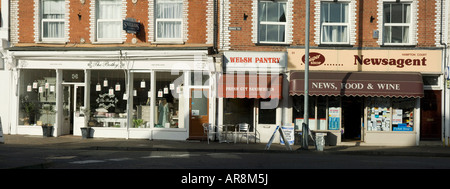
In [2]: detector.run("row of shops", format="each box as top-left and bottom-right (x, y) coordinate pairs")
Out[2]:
(1, 47), (444, 146)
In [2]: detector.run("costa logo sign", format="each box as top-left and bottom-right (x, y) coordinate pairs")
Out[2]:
(302, 52), (325, 66)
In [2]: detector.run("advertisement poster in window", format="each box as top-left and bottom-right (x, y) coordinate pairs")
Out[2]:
(328, 107), (340, 130)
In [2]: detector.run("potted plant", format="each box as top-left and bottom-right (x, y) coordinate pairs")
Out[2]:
(80, 107), (92, 139)
(133, 119), (144, 128)
(40, 104), (55, 137)
(20, 95), (36, 125)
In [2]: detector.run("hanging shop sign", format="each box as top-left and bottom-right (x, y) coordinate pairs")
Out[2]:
(287, 49), (442, 73)
(223, 51), (287, 72)
(123, 18), (140, 34)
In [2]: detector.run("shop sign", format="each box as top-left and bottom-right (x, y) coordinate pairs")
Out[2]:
(88, 61), (126, 69)
(288, 49), (442, 73)
(123, 18), (140, 34)
(223, 51), (287, 72)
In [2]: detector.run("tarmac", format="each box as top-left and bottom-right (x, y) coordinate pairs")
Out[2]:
(1, 134), (450, 157)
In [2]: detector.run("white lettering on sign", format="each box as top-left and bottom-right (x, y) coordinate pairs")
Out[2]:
(225, 87), (274, 92)
(310, 82), (401, 91)
(311, 82), (338, 90)
(377, 83), (401, 90)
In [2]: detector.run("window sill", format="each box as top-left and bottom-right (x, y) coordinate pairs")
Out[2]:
(37, 40), (67, 45)
(152, 41), (185, 45)
(93, 40), (124, 45)
(381, 44), (416, 48)
(255, 42), (290, 46)
(318, 44), (353, 48)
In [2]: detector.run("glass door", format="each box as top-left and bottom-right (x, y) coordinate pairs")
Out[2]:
(62, 85), (73, 135)
(73, 84), (85, 134)
(255, 98), (277, 143)
(189, 88), (209, 139)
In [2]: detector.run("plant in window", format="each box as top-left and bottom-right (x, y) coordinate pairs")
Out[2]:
(20, 95), (36, 125)
(133, 119), (144, 128)
(41, 103), (55, 126)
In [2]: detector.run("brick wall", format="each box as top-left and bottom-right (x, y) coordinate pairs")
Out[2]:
(221, 0), (440, 51)
(17, 0), (35, 43)
(187, 0), (207, 44)
(12, 0), (213, 47)
(69, 0), (91, 43)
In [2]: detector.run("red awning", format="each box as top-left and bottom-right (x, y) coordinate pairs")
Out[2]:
(289, 71), (424, 98)
(218, 74), (282, 99)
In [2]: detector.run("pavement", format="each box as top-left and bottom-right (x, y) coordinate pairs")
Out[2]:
(1, 134), (450, 158)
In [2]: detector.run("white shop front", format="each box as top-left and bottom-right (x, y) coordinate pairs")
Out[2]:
(10, 49), (216, 140)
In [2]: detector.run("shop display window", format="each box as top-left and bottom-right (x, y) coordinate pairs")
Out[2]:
(292, 96), (340, 131)
(132, 72), (152, 128)
(392, 98), (415, 131)
(328, 96), (341, 130)
(19, 69), (57, 126)
(366, 97), (391, 131)
(154, 71), (184, 128)
(223, 98), (254, 125)
(89, 70), (127, 128)
(292, 95), (315, 130)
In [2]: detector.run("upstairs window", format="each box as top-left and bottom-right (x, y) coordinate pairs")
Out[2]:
(383, 2), (411, 45)
(96, 0), (122, 41)
(320, 2), (349, 44)
(155, 0), (183, 41)
(258, 1), (286, 43)
(41, 0), (65, 41)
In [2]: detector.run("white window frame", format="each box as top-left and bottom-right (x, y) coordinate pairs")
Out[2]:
(155, 0), (183, 42)
(320, 1), (350, 45)
(382, 1), (413, 46)
(96, 0), (123, 43)
(258, 0), (288, 44)
(40, 0), (65, 43)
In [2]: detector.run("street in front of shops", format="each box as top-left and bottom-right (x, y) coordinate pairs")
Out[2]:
(1, 135), (450, 169)
(4, 148), (450, 169)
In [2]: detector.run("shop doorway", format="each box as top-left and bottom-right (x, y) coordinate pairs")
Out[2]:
(342, 97), (363, 141)
(62, 84), (85, 135)
(420, 90), (441, 140)
(188, 88), (209, 140)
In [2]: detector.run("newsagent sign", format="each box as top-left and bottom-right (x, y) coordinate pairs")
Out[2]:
(287, 49), (442, 73)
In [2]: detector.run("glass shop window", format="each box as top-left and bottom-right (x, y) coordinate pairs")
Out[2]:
(392, 98), (415, 131)
(154, 71), (184, 128)
(19, 69), (57, 126)
(89, 70), (127, 128)
(292, 95), (315, 130)
(366, 97), (391, 132)
(132, 72), (152, 128)
(223, 98), (254, 126)
(327, 96), (341, 131)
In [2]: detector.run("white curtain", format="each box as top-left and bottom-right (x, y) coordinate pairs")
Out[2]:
(258, 2), (286, 42)
(156, 0), (182, 39)
(321, 3), (348, 43)
(98, 0), (122, 39)
(42, 0), (64, 38)
(402, 4), (411, 43)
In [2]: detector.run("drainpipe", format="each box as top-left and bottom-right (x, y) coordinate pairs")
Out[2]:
(441, 0), (448, 147)
(213, 0), (218, 54)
